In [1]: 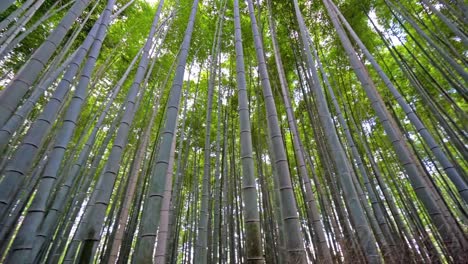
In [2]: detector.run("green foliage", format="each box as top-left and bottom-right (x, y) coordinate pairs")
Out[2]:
(0, 0), (466, 262)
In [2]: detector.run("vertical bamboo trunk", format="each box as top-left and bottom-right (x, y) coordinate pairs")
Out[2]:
(72, 1), (164, 262)
(292, 0), (381, 262)
(0, 0), (35, 31)
(323, 0), (466, 257)
(245, 0), (307, 262)
(233, 0), (264, 262)
(168, 60), (200, 264)
(0, 12), (106, 217)
(211, 64), (223, 264)
(0, 47), (78, 152)
(312, 44), (397, 259)
(329, 1), (468, 204)
(385, 0), (468, 83)
(266, 1), (332, 262)
(420, 0), (468, 45)
(0, 0), (92, 127)
(195, 3), (224, 261)
(7, 0), (115, 259)
(133, 0), (199, 261)
(107, 62), (162, 264)
(0, 0), (46, 47)
(32, 48), (141, 262)
(154, 125), (177, 264)
(369, 16), (468, 163)
(0, 1), (75, 58)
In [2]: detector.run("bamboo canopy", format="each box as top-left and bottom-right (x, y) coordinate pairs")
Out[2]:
(0, 0), (466, 263)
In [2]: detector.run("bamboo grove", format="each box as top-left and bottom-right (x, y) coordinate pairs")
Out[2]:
(0, 0), (466, 263)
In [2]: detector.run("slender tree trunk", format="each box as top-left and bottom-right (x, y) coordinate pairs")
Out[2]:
(0, 0), (47, 47)
(233, 0), (264, 262)
(244, 0), (307, 262)
(0, 48), (77, 153)
(0, 0), (92, 127)
(154, 125), (177, 264)
(0, 0), (34, 31)
(292, 0), (380, 262)
(323, 0), (466, 257)
(0, 10), (105, 218)
(330, 0), (468, 204)
(71, 2), (164, 262)
(133, 0), (199, 261)
(195, 3), (224, 261)
(266, 1), (332, 262)
(0, 1), (75, 58)
(106, 59), (162, 264)
(313, 44), (397, 259)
